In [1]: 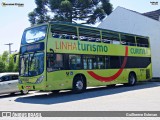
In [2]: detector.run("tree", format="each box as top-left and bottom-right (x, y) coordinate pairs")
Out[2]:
(2, 51), (9, 62)
(28, 0), (113, 25)
(0, 51), (19, 73)
(14, 55), (19, 72)
(7, 55), (14, 72)
(29, 0), (50, 25)
(0, 58), (6, 72)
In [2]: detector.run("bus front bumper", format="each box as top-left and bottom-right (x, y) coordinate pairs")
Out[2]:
(18, 84), (46, 91)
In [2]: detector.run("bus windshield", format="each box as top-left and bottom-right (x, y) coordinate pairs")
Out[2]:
(21, 25), (47, 44)
(20, 52), (44, 77)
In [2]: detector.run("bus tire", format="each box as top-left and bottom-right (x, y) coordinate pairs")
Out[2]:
(72, 75), (86, 93)
(21, 90), (29, 95)
(128, 72), (137, 86)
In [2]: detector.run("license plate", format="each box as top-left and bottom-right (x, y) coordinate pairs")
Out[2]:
(26, 86), (31, 89)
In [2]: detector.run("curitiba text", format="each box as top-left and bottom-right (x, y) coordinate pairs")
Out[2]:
(130, 48), (147, 54)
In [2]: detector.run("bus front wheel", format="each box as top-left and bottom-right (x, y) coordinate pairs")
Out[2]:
(72, 75), (86, 93)
(21, 90), (29, 95)
(128, 73), (137, 86)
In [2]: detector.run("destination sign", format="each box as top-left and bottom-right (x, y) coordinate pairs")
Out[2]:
(20, 42), (44, 54)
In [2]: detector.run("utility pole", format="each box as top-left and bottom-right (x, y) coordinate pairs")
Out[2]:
(4, 43), (13, 54)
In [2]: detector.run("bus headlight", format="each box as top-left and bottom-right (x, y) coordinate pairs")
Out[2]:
(18, 79), (23, 84)
(35, 76), (44, 84)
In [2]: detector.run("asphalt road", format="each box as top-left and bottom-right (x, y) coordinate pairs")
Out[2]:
(0, 81), (160, 111)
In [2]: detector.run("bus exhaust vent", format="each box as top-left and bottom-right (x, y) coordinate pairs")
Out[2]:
(146, 69), (150, 79)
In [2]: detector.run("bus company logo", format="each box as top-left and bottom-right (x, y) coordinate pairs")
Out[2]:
(1, 1), (24, 7)
(87, 46), (128, 82)
(55, 41), (108, 53)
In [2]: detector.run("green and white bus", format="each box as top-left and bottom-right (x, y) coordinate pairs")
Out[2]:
(18, 22), (152, 93)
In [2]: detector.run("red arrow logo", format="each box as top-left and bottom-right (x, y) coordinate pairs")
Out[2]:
(87, 46), (128, 82)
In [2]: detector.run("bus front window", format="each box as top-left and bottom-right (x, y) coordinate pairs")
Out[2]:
(20, 53), (44, 77)
(22, 25), (47, 44)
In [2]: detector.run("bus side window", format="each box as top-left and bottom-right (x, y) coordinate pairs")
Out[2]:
(110, 56), (121, 68)
(97, 56), (105, 69)
(69, 55), (81, 70)
(47, 54), (64, 71)
(105, 56), (110, 69)
(82, 55), (96, 69)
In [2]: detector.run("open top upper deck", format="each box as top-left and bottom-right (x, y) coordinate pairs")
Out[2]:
(50, 22), (150, 48)
(21, 21), (150, 48)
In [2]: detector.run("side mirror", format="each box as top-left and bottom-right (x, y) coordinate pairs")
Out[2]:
(50, 48), (54, 53)
(50, 48), (56, 60)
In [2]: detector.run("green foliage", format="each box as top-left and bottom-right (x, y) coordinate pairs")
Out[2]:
(7, 55), (14, 72)
(28, 0), (113, 25)
(2, 51), (9, 62)
(28, 0), (50, 26)
(0, 58), (6, 72)
(14, 57), (19, 72)
(0, 51), (19, 73)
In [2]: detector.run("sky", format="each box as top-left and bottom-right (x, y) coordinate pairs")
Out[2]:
(0, 0), (160, 54)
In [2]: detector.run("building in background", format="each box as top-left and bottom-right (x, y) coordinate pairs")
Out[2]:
(142, 9), (160, 21)
(98, 7), (160, 78)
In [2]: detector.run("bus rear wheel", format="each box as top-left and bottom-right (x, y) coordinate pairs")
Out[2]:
(72, 76), (86, 93)
(128, 73), (137, 86)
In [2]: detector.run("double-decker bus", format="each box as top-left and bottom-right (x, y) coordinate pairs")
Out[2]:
(18, 22), (152, 93)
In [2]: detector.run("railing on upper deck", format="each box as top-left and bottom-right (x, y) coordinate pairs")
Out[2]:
(50, 24), (149, 48)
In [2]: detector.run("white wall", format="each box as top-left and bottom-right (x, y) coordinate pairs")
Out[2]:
(98, 7), (160, 77)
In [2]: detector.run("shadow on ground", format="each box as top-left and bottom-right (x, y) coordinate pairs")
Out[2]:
(15, 82), (160, 105)
(0, 92), (33, 98)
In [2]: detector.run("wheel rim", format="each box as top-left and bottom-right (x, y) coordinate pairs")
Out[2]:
(130, 75), (135, 85)
(76, 80), (83, 90)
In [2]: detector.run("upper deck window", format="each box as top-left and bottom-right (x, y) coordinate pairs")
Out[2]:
(51, 24), (78, 40)
(121, 34), (136, 46)
(102, 31), (120, 44)
(136, 37), (149, 47)
(79, 28), (101, 42)
(22, 25), (47, 45)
